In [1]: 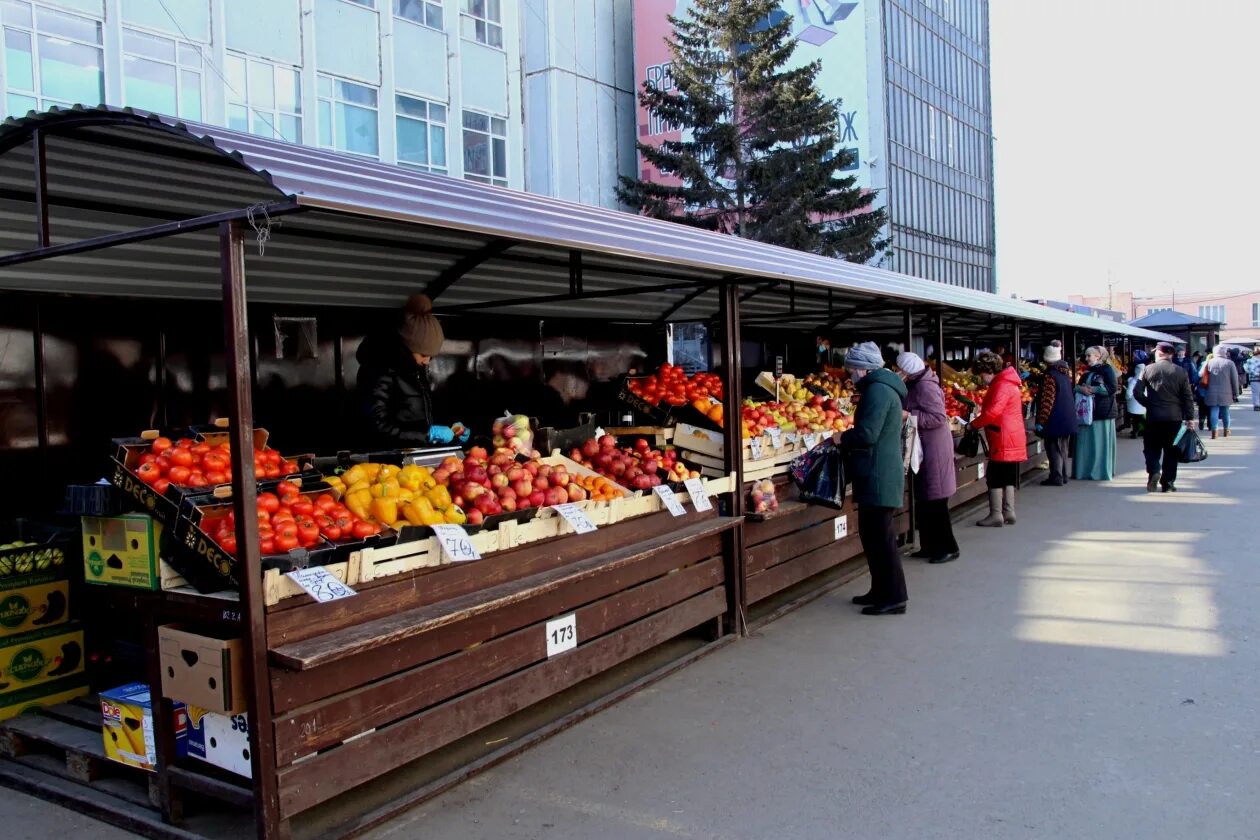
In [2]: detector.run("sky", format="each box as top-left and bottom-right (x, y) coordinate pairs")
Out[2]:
(989, 1), (1260, 300)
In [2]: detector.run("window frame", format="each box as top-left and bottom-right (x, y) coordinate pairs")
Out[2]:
(2, 0), (105, 118)
(225, 51), (303, 145)
(459, 0), (503, 49)
(121, 26), (204, 121)
(317, 72), (380, 158)
(395, 91), (447, 173)
(460, 107), (507, 187)
(394, 0), (443, 31)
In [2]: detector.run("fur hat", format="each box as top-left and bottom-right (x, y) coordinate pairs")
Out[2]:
(1043, 341), (1063, 364)
(399, 294), (445, 356)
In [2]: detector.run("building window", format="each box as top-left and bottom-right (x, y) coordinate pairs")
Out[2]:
(1198, 305), (1225, 323)
(396, 94), (447, 173)
(226, 53), (302, 143)
(122, 29), (203, 121)
(460, 0), (502, 48)
(462, 109), (506, 186)
(1146, 307), (1170, 316)
(342, 0), (375, 6)
(2, 1), (104, 118)
(395, 0), (442, 29)
(1252, 302), (1259, 327)
(318, 74), (379, 157)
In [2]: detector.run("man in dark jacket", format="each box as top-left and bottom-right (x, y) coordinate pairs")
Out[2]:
(1034, 341), (1075, 486)
(1134, 342), (1196, 493)
(838, 342), (909, 616)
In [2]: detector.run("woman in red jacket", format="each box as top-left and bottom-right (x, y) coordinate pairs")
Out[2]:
(968, 352), (1028, 527)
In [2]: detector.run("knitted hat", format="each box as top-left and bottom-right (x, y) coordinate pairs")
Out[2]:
(399, 293), (445, 356)
(895, 351), (925, 376)
(844, 341), (885, 371)
(1043, 341), (1063, 364)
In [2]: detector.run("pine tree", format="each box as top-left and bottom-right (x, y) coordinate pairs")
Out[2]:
(617, 0), (888, 263)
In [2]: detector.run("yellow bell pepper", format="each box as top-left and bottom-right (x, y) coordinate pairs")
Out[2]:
(397, 489), (414, 503)
(420, 508), (445, 526)
(370, 497), (399, 526)
(402, 500), (426, 526)
(345, 479), (371, 496)
(425, 485), (452, 511)
(345, 488), (373, 521)
(377, 464), (398, 481)
(398, 465), (423, 492)
(362, 463), (382, 483)
(341, 465), (367, 486)
(370, 478), (400, 499)
(443, 506), (466, 525)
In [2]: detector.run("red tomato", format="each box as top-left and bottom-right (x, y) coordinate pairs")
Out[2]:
(136, 462), (162, 485)
(277, 482), (300, 499)
(315, 494), (337, 512)
(256, 492), (280, 513)
(169, 448), (194, 468)
(281, 461), (299, 474)
(296, 520), (320, 545)
(202, 453), (229, 473)
(274, 521), (298, 540)
(139, 453), (158, 467)
(204, 470), (228, 484)
(264, 466), (282, 479)
(186, 472), (208, 488)
(319, 523), (343, 542)
(351, 521), (378, 539)
(260, 537), (275, 555)
(167, 465), (191, 485)
(218, 535), (237, 557)
(191, 443), (211, 456)
(290, 500), (315, 517)
(175, 438), (196, 449)
(274, 534), (299, 552)
(332, 512), (354, 530)
(151, 436), (173, 454)
(153, 478), (171, 495)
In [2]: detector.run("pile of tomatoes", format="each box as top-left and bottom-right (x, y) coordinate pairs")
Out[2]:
(134, 436), (301, 495)
(626, 363), (725, 408)
(208, 482), (380, 557)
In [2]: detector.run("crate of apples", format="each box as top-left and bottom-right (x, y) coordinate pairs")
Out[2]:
(431, 446), (586, 526)
(567, 435), (700, 491)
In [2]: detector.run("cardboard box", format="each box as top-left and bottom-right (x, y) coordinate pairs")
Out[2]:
(0, 574), (70, 638)
(0, 675), (88, 722)
(186, 706), (251, 778)
(82, 514), (163, 589)
(158, 625), (246, 714)
(0, 524), (72, 581)
(0, 624), (84, 694)
(100, 682), (187, 772)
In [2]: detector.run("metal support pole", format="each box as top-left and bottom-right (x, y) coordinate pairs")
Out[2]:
(936, 313), (947, 391)
(1011, 322), (1021, 366)
(220, 221), (283, 840)
(33, 129), (49, 247)
(718, 282), (746, 635)
(1069, 330), (1079, 383)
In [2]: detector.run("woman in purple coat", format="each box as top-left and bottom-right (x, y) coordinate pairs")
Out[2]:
(897, 352), (959, 564)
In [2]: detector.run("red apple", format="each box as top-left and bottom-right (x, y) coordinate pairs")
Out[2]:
(491, 473), (510, 489)
(524, 462), (539, 477)
(642, 459), (659, 474)
(506, 466), (526, 483)
(634, 438), (650, 453)
(529, 490), (546, 507)
(433, 467), (451, 484)
(533, 476), (549, 491)
(512, 479), (534, 497)
(581, 439), (600, 458)
(466, 465), (489, 485)
(545, 486), (569, 506)
(468, 446), (488, 460)
(599, 434), (617, 449)
(550, 471), (570, 488)
(610, 460), (627, 476)
(466, 508), (484, 525)
(567, 484), (587, 502)
(632, 474), (653, 490)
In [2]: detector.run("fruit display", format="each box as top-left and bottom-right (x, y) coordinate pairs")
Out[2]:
(325, 462), (467, 528)
(740, 397), (852, 440)
(801, 371), (853, 400)
(0, 540), (66, 577)
(204, 481), (379, 558)
(625, 363), (724, 407)
(749, 479), (779, 514)
(491, 412), (534, 455)
(133, 436), (302, 496)
(566, 435), (701, 490)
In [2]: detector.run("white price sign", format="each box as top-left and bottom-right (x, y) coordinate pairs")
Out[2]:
(652, 485), (686, 517)
(767, 427), (782, 448)
(834, 515), (848, 540)
(286, 566), (356, 603)
(683, 478), (713, 512)
(545, 613), (577, 657)
(749, 437), (765, 460)
(784, 432), (799, 446)
(431, 524), (481, 562)
(804, 433), (820, 450)
(977, 462), (987, 479)
(553, 503), (597, 534)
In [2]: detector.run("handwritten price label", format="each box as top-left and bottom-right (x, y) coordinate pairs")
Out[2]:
(653, 485), (686, 517)
(553, 503), (597, 534)
(767, 427), (783, 448)
(286, 566), (356, 603)
(683, 478), (713, 512)
(784, 432), (799, 446)
(431, 524), (481, 562)
(749, 437), (765, 460)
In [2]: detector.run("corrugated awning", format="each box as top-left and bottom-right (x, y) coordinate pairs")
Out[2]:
(0, 106), (1177, 342)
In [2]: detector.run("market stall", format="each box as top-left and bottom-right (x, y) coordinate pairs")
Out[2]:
(0, 108), (1179, 839)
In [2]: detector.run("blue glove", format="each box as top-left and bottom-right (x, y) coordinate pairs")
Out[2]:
(1020, 370), (1031, 380)
(427, 425), (454, 445)
(1035, 424), (1044, 434)
(451, 422), (471, 443)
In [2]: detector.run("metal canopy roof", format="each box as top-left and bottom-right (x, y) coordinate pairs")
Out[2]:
(0, 107), (1177, 342)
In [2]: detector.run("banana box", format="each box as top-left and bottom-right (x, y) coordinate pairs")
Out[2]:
(0, 624), (84, 694)
(0, 675), (88, 722)
(0, 574), (70, 638)
(99, 682), (187, 772)
(82, 514), (163, 589)
(186, 706), (252, 778)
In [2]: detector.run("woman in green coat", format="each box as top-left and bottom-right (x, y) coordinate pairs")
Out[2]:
(838, 342), (909, 616)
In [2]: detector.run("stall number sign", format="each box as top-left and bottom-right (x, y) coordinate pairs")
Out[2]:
(546, 613), (577, 657)
(749, 437), (765, 460)
(553, 503), (597, 534)
(683, 478), (712, 512)
(767, 427), (783, 448)
(432, 524), (481, 562)
(834, 516), (848, 540)
(287, 566), (356, 603)
(977, 462), (987, 479)
(804, 433), (820, 450)
(652, 485), (686, 517)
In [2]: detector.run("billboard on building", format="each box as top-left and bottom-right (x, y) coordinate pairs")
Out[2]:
(631, 0), (870, 190)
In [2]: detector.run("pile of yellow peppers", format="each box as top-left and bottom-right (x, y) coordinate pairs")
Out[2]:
(323, 462), (466, 527)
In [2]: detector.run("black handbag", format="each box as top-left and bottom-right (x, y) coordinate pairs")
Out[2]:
(955, 428), (988, 458)
(1175, 427), (1208, 464)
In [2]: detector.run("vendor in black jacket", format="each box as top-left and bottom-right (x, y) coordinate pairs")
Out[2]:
(356, 293), (467, 449)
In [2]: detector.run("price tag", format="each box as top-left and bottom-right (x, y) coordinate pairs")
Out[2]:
(767, 427), (783, 448)
(804, 433), (820, 450)
(652, 485), (686, 517)
(553, 502), (597, 534)
(784, 432), (799, 446)
(977, 462), (987, 479)
(683, 478), (712, 512)
(545, 613), (577, 657)
(834, 515), (848, 540)
(749, 437), (765, 460)
(774, 355), (784, 377)
(286, 566), (356, 603)
(431, 524), (481, 562)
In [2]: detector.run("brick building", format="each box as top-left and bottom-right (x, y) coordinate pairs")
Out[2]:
(1069, 290), (1260, 343)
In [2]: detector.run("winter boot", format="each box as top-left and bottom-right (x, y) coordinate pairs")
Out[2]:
(1146, 474), (1160, 493)
(1002, 486), (1017, 524)
(975, 490), (1004, 527)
